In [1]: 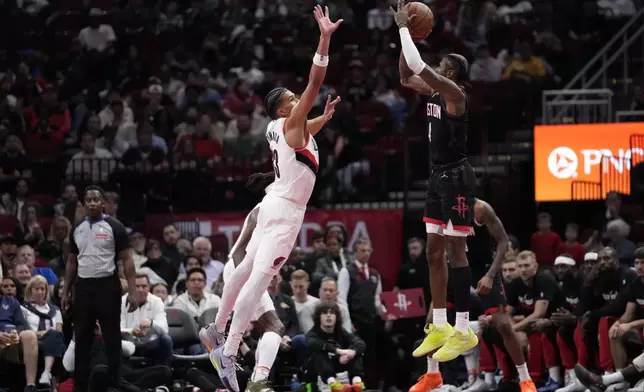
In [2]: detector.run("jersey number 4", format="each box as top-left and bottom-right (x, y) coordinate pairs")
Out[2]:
(272, 149), (280, 178)
(428, 123), (432, 141)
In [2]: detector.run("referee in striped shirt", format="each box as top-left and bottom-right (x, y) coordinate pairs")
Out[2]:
(61, 186), (138, 392)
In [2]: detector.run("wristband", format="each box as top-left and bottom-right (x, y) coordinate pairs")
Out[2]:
(313, 53), (329, 67)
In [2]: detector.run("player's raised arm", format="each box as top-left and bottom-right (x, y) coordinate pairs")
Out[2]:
(392, 0), (465, 105)
(399, 51), (433, 95)
(285, 6), (342, 132)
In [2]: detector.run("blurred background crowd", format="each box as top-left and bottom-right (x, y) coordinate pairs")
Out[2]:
(0, 0), (643, 390)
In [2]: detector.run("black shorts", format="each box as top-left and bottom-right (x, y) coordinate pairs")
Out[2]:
(423, 159), (476, 236)
(479, 274), (508, 314)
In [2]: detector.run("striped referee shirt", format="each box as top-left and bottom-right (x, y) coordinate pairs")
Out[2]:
(69, 215), (130, 278)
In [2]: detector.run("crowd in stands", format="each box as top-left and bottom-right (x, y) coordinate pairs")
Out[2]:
(0, 0), (642, 390)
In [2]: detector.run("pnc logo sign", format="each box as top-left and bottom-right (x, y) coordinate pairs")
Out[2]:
(534, 123), (644, 201)
(547, 146), (644, 180)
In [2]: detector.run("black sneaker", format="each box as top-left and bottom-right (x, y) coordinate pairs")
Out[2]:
(575, 364), (607, 392)
(23, 385), (36, 392)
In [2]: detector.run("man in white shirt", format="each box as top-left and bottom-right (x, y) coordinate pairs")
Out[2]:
(298, 277), (353, 333)
(120, 274), (172, 365)
(192, 237), (224, 290)
(470, 44), (504, 82)
(66, 132), (114, 183)
(290, 269), (318, 331)
(173, 268), (221, 320)
(77, 9), (116, 53)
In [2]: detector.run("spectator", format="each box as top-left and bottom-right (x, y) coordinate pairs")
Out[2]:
(1, 277), (21, 299)
(151, 283), (173, 306)
(120, 274), (173, 366)
(0, 134), (31, 181)
(470, 44), (504, 82)
(78, 8), (116, 54)
(604, 218), (636, 266)
(559, 223), (586, 265)
(53, 183), (78, 217)
(98, 92), (134, 130)
(173, 268), (221, 320)
(65, 132), (114, 183)
(396, 237), (430, 308)
(314, 235), (352, 285)
(503, 42), (546, 81)
(0, 284), (39, 392)
(531, 212), (562, 267)
(141, 239), (178, 288)
(290, 270), (318, 330)
(367, 0), (393, 31)
(1, 179), (30, 218)
(10, 261), (32, 292)
(305, 301), (366, 392)
(121, 122), (168, 170)
(192, 236), (224, 289)
(1, 235), (19, 273)
(22, 84), (71, 157)
(224, 102), (269, 140)
(343, 61), (373, 106)
(222, 79), (262, 119)
(160, 224), (183, 268)
(13, 203), (45, 247)
(96, 125), (129, 159)
(16, 245), (56, 288)
(20, 275), (65, 386)
(130, 231), (148, 268)
(268, 273), (300, 340)
(299, 277), (353, 334)
(175, 114), (222, 161)
(223, 112), (264, 162)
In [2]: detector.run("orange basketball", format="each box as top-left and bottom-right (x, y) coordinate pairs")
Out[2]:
(407, 2), (434, 41)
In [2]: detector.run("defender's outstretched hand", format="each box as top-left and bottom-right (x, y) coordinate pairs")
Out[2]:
(314, 5), (343, 36)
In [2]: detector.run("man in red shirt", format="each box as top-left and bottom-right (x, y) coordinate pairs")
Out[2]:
(559, 223), (585, 265)
(530, 212), (562, 267)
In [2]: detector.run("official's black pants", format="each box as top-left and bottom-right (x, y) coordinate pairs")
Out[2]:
(73, 275), (122, 392)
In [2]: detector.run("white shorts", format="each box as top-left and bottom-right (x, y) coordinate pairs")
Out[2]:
(223, 260), (274, 322)
(244, 196), (305, 275)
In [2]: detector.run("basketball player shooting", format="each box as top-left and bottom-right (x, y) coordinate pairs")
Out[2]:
(392, 0), (478, 365)
(205, 6), (342, 392)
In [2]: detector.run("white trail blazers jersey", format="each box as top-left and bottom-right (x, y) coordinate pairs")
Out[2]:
(265, 117), (319, 206)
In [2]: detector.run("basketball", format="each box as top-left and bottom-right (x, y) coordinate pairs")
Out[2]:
(407, 2), (434, 41)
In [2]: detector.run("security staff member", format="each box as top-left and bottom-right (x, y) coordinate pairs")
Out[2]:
(61, 185), (137, 392)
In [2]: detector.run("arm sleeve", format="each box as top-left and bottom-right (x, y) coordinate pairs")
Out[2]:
(108, 217), (131, 255)
(69, 225), (79, 254)
(398, 27), (425, 74)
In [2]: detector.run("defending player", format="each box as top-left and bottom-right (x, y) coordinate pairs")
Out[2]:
(205, 7), (342, 391)
(392, 0), (477, 363)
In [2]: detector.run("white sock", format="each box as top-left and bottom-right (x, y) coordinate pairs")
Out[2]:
(602, 372), (625, 385)
(251, 331), (281, 381)
(455, 312), (469, 333)
(549, 367), (562, 382)
(516, 363), (531, 381)
(352, 377), (362, 384)
(484, 372), (495, 385)
(427, 357), (440, 374)
(464, 352), (479, 375)
(327, 377), (337, 385)
(223, 270), (274, 357)
(433, 308), (447, 327)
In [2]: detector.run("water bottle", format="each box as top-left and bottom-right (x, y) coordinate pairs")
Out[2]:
(291, 375), (301, 391)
